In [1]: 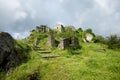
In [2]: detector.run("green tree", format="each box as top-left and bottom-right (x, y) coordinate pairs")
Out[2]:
(106, 35), (120, 49)
(85, 28), (92, 33)
(59, 26), (76, 38)
(85, 28), (95, 37)
(94, 35), (106, 44)
(78, 28), (83, 32)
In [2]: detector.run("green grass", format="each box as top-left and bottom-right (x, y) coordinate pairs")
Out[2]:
(5, 51), (41, 80)
(1, 43), (120, 80)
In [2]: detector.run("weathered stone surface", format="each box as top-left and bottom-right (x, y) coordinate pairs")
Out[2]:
(54, 24), (64, 32)
(47, 33), (55, 48)
(58, 37), (79, 49)
(72, 37), (79, 48)
(83, 38), (87, 43)
(0, 32), (22, 71)
(86, 33), (93, 42)
(58, 40), (65, 49)
(58, 38), (70, 49)
(34, 38), (40, 47)
(36, 25), (49, 33)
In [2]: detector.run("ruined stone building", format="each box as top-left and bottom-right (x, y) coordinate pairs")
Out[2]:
(46, 33), (55, 48)
(54, 24), (64, 32)
(58, 37), (79, 49)
(34, 38), (40, 47)
(36, 25), (49, 33)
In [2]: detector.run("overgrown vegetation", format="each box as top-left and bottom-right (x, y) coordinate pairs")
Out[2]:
(14, 39), (31, 61)
(94, 35), (120, 50)
(106, 35), (120, 50)
(2, 43), (120, 80)
(0, 39), (31, 80)
(0, 25), (120, 80)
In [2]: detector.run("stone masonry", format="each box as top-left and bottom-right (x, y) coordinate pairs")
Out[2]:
(47, 33), (55, 48)
(58, 37), (79, 49)
(54, 24), (64, 32)
(36, 25), (49, 33)
(86, 33), (93, 42)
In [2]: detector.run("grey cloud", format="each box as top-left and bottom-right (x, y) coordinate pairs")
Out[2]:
(0, 0), (120, 38)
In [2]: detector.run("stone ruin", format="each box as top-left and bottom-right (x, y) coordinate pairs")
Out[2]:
(58, 37), (79, 49)
(83, 33), (94, 42)
(34, 24), (81, 49)
(85, 33), (93, 42)
(54, 24), (64, 32)
(46, 32), (80, 49)
(34, 38), (40, 47)
(46, 33), (55, 48)
(36, 25), (49, 33)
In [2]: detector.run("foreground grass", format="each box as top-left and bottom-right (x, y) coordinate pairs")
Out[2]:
(1, 43), (120, 80)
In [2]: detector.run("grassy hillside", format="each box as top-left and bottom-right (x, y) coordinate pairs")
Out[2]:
(0, 26), (120, 80)
(2, 43), (120, 80)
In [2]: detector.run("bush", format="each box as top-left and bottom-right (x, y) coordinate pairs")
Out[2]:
(94, 35), (106, 44)
(57, 26), (76, 38)
(106, 35), (120, 49)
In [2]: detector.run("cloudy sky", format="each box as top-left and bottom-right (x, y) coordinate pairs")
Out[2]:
(0, 0), (120, 39)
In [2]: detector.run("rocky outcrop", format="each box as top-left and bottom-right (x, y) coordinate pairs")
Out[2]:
(0, 32), (22, 71)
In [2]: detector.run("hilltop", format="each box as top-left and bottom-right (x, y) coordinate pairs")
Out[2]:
(0, 24), (120, 80)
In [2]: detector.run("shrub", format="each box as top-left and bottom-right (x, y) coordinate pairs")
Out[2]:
(94, 35), (106, 44)
(106, 35), (120, 49)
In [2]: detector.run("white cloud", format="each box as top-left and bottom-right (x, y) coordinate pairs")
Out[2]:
(0, 0), (120, 38)
(15, 11), (27, 20)
(94, 0), (108, 8)
(0, 0), (25, 25)
(0, 0), (20, 9)
(59, 0), (64, 3)
(12, 32), (30, 39)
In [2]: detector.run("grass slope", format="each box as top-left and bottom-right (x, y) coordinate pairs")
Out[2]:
(1, 43), (120, 80)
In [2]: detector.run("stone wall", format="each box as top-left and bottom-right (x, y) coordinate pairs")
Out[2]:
(34, 38), (40, 47)
(58, 37), (79, 49)
(36, 25), (49, 33)
(54, 24), (64, 32)
(72, 37), (79, 48)
(47, 33), (55, 48)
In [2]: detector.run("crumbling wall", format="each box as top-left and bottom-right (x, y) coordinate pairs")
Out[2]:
(58, 37), (79, 49)
(47, 33), (55, 48)
(36, 25), (49, 33)
(54, 24), (64, 32)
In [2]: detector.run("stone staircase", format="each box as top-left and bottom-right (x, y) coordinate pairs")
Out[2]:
(38, 51), (51, 54)
(33, 46), (60, 59)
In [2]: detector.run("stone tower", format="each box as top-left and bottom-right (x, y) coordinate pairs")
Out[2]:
(54, 24), (64, 32)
